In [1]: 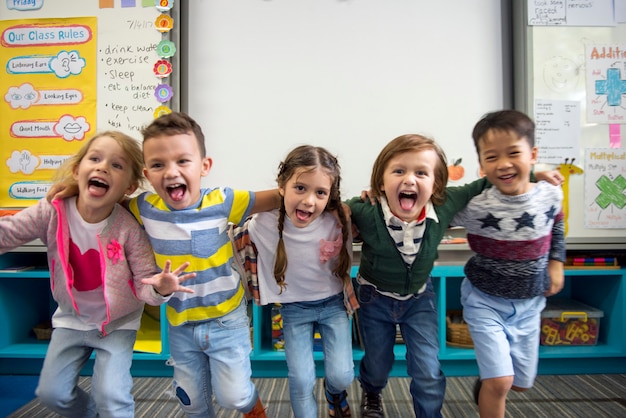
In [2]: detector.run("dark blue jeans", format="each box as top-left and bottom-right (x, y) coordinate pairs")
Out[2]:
(356, 278), (445, 418)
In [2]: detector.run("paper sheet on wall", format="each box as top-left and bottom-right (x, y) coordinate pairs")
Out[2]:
(585, 43), (626, 124)
(0, 17), (97, 207)
(534, 99), (581, 164)
(584, 148), (626, 229)
(528, 0), (615, 26)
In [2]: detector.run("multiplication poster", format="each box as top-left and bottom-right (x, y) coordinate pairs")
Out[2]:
(0, 17), (96, 207)
(584, 148), (626, 229)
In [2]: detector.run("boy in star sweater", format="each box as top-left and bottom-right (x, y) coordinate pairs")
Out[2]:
(451, 110), (565, 418)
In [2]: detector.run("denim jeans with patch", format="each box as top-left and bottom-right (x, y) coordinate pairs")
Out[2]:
(168, 298), (257, 418)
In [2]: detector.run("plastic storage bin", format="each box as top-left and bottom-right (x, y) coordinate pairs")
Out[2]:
(540, 299), (604, 346)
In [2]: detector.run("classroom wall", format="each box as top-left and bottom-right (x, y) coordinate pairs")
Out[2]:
(181, 0), (507, 199)
(513, 1), (626, 248)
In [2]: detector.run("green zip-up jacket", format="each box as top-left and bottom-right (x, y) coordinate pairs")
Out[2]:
(347, 178), (487, 295)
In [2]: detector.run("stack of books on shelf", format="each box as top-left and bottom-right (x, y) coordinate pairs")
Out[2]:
(565, 257), (619, 269)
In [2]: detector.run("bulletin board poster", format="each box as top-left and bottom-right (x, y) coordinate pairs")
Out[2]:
(584, 148), (626, 229)
(585, 43), (626, 124)
(0, 17), (97, 207)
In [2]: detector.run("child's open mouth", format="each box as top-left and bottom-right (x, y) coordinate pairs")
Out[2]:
(399, 192), (416, 211)
(88, 178), (109, 197)
(295, 209), (312, 222)
(167, 184), (187, 201)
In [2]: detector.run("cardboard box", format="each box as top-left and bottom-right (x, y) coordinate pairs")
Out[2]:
(540, 299), (603, 346)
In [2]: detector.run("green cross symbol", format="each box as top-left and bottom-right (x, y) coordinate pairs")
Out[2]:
(595, 174), (626, 209)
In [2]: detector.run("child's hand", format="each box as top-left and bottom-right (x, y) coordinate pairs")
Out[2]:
(142, 260), (196, 296)
(545, 259), (564, 296)
(535, 170), (564, 186)
(46, 182), (78, 202)
(360, 189), (377, 205)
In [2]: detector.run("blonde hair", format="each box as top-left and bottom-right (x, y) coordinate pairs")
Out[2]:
(273, 145), (351, 292)
(53, 131), (146, 194)
(370, 134), (449, 206)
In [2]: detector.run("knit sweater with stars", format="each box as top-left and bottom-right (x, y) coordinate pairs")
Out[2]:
(451, 181), (565, 299)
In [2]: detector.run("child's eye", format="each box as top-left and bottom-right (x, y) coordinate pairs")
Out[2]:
(89, 156), (99, 162)
(112, 163), (124, 169)
(393, 169), (404, 175)
(316, 190), (328, 197)
(295, 185), (305, 192)
(416, 170), (428, 176)
(149, 163), (163, 169)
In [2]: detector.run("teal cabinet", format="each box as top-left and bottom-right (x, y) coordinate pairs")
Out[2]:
(248, 265), (626, 377)
(2, 248), (624, 377)
(0, 248), (172, 376)
(435, 266), (626, 376)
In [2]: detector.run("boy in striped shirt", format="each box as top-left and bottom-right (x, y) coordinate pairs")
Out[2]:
(131, 112), (279, 418)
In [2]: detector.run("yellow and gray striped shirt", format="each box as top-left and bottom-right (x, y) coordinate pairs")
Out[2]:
(129, 187), (254, 326)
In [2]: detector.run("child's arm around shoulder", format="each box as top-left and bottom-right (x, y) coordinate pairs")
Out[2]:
(231, 218), (261, 304)
(45, 181), (76, 202)
(534, 169), (564, 186)
(250, 189), (281, 214)
(0, 200), (50, 252)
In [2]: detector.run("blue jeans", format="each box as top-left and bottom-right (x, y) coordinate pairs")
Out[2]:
(168, 298), (258, 418)
(36, 327), (136, 418)
(281, 294), (354, 418)
(356, 279), (445, 418)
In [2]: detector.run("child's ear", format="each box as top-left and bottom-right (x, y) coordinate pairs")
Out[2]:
(201, 157), (213, 176)
(530, 146), (539, 164)
(125, 182), (138, 196)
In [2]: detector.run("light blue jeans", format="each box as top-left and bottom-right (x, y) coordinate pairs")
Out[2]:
(281, 294), (355, 418)
(356, 278), (445, 418)
(36, 327), (136, 418)
(168, 298), (258, 418)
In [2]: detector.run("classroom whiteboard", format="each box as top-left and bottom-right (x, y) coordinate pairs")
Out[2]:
(513, 3), (626, 248)
(0, 0), (174, 206)
(182, 0), (505, 200)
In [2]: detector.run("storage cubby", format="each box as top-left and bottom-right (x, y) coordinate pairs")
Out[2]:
(0, 248), (172, 377)
(541, 270), (624, 358)
(0, 251), (50, 356)
(2, 247), (625, 378)
(249, 264), (626, 377)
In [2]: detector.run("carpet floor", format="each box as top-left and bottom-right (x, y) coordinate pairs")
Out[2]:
(8, 374), (626, 417)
